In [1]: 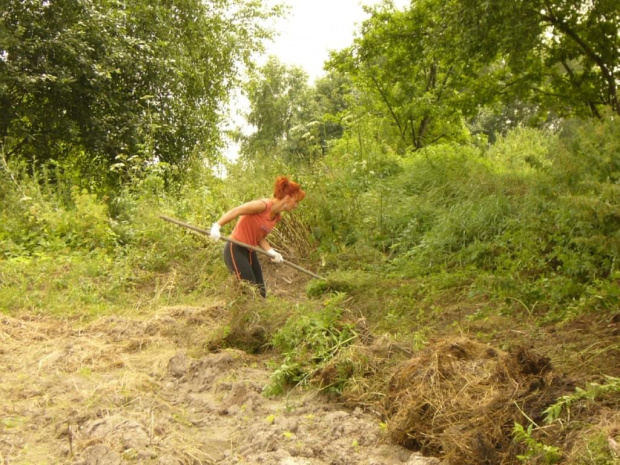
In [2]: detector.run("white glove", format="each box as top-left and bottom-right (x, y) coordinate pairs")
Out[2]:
(266, 248), (283, 263)
(210, 222), (221, 240)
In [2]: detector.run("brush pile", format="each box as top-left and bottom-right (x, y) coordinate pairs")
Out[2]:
(385, 337), (569, 464)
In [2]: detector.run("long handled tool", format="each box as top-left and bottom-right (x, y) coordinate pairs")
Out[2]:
(159, 215), (325, 280)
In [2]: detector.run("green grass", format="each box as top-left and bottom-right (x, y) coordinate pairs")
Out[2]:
(0, 246), (226, 317)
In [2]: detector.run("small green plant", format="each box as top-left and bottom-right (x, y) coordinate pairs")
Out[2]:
(2, 416), (27, 429)
(513, 377), (620, 464)
(543, 376), (620, 424)
(172, 410), (193, 427)
(513, 422), (562, 464)
(306, 277), (354, 297)
(264, 295), (358, 396)
(263, 360), (305, 397)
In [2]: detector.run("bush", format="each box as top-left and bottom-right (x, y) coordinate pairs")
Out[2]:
(307, 118), (619, 320)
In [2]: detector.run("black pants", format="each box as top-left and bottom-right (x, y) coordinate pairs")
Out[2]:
(223, 242), (266, 297)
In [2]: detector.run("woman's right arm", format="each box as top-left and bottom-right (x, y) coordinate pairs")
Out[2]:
(211, 200), (266, 240)
(216, 200), (267, 227)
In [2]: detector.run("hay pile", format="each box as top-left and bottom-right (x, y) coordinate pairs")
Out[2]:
(385, 337), (566, 464)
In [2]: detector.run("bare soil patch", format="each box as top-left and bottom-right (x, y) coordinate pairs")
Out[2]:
(0, 306), (439, 465)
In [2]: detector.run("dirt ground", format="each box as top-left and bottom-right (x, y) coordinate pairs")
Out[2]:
(0, 302), (442, 465)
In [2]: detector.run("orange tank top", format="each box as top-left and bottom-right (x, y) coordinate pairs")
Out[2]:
(231, 200), (281, 246)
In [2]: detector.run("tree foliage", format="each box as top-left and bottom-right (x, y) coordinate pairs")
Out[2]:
(243, 56), (313, 159)
(320, 0), (620, 153)
(0, 0), (278, 188)
(242, 57), (350, 164)
(447, 0), (620, 117)
(328, 0), (493, 152)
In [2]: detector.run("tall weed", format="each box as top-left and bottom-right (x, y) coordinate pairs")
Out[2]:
(0, 154), (227, 315)
(308, 116), (619, 320)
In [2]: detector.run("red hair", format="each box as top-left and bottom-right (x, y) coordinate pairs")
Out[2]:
(274, 176), (305, 201)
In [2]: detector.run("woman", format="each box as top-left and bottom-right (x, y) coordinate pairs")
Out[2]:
(210, 176), (306, 297)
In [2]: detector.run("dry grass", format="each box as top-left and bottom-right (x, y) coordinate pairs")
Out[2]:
(0, 304), (229, 464)
(383, 337), (571, 464)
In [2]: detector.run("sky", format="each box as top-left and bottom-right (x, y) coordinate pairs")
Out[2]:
(262, 0), (409, 82)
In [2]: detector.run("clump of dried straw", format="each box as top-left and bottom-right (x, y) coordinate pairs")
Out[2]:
(384, 337), (566, 464)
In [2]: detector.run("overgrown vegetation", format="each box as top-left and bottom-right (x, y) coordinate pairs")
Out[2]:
(264, 292), (359, 396)
(2, 1), (619, 463)
(3, 116), (619, 462)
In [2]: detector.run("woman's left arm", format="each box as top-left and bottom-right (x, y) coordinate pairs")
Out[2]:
(258, 238), (273, 252)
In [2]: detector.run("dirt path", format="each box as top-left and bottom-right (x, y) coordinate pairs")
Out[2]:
(0, 305), (440, 465)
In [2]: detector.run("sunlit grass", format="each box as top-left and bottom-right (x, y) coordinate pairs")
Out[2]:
(0, 249), (225, 318)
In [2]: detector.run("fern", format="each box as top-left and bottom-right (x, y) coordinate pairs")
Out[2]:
(513, 422), (562, 464)
(544, 376), (620, 424)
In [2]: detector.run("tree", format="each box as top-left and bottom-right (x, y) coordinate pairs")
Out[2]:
(448, 0), (620, 117)
(242, 56), (320, 162)
(0, 0), (279, 188)
(313, 70), (351, 153)
(328, 0), (476, 152)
